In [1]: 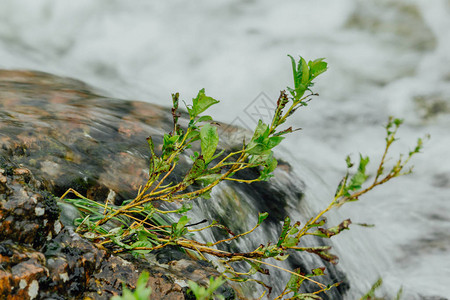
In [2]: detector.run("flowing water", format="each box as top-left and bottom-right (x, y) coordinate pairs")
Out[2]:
(1, 1), (450, 299)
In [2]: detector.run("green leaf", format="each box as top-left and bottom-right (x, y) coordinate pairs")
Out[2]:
(358, 154), (370, 172)
(285, 268), (304, 294)
(348, 155), (370, 190)
(162, 133), (180, 155)
(273, 126), (295, 137)
(277, 217), (291, 247)
(308, 219), (326, 229)
(185, 130), (200, 143)
(187, 88), (220, 119)
(345, 155), (354, 168)
(251, 120), (270, 141)
(187, 281), (204, 299)
(311, 267), (325, 276)
(137, 228), (158, 241)
(200, 123), (219, 163)
(288, 54), (298, 88)
(208, 276), (226, 293)
(246, 120), (272, 155)
(258, 155), (278, 181)
(196, 115), (213, 123)
(294, 84), (307, 101)
(282, 237), (299, 248)
(246, 142), (267, 155)
(258, 212), (269, 224)
(171, 216), (190, 239)
(309, 58), (327, 78)
(267, 136), (284, 149)
(176, 215), (190, 231)
(247, 150), (271, 165)
(288, 55), (310, 101)
(299, 57), (309, 86)
(299, 246), (339, 264)
(129, 240), (153, 254)
(196, 173), (222, 186)
(185, 157), (206, 181)
(288, 227), (299, 235)
(188, 277), (225, 300)
(361, 277), (383, 300)
(395, 286), (403, 300)
(311, 219), (352, 238)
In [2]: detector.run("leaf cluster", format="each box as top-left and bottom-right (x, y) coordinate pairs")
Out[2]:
(187, 276), (226, 300)
(287, 55), (327, 103)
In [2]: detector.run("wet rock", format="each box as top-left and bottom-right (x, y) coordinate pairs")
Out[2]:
(0, 70), (349, 299)
(0, 70), (239, 299)
(0, 161), (226, 299)
(86, 255), (184, 300)
(0, 164), (61, 248)
(0, 169), (11, 195)
(0, 242), (48, 300)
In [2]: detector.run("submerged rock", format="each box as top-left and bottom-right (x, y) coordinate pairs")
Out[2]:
(0, 70), (348, 299)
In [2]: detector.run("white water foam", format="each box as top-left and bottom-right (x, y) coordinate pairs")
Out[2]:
(1, 1), (449, 298)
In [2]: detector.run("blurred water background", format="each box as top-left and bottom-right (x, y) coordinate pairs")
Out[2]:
(1, 1), (449, 299)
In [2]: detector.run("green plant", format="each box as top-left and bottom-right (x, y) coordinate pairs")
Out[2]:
(61, 55), (425, 299)
(187, 276), (226, 300)
(110, 271), (152, 300)
(360, 278), (403, 300)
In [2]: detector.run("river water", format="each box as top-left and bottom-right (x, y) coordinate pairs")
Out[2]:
(1, 1), (449, 299)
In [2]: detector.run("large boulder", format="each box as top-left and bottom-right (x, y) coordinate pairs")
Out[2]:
(0, 70), (348, 299)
